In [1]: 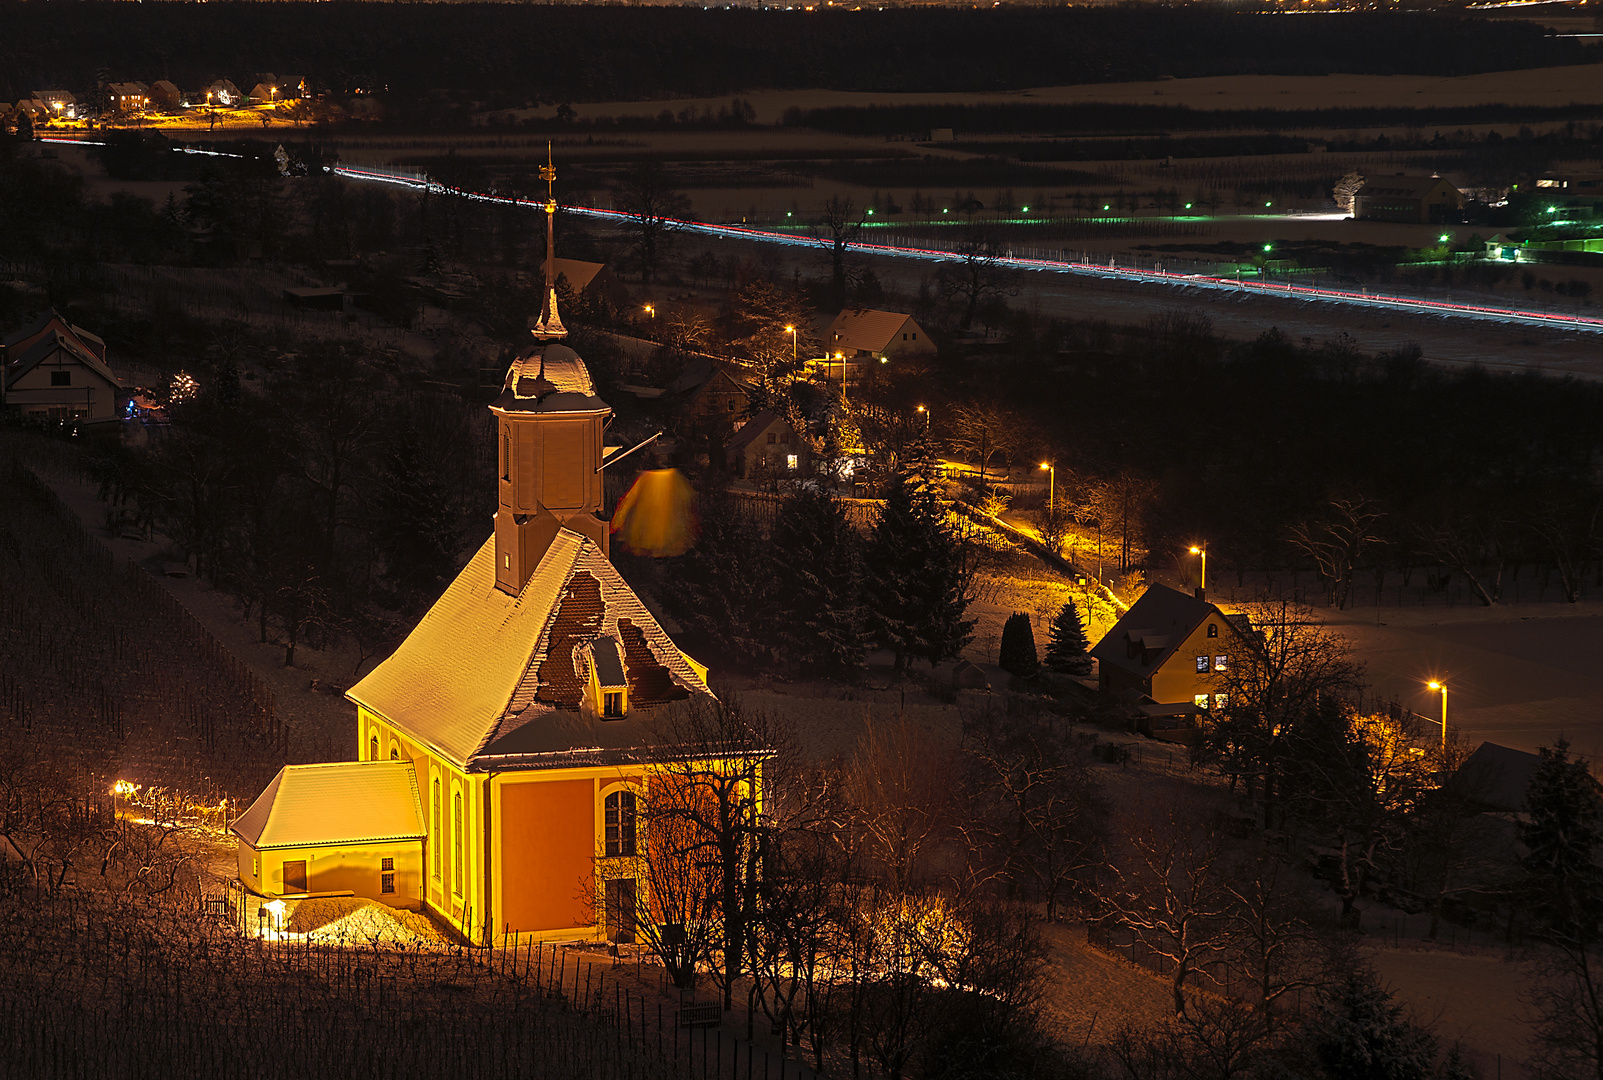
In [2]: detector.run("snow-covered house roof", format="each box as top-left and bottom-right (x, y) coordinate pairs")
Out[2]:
(347, 529), (712, 771)
(823, 308), (930, 356)
(230, 762), (425, 850)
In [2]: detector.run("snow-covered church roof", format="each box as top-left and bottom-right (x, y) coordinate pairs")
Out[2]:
(347, 528), (713, 771)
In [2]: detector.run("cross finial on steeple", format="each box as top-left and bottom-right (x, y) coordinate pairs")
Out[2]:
(532, 143), (567, 340)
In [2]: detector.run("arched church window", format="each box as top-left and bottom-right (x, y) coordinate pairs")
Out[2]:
(369, 734), (379, 761)
(453, 791), (464, 898)
(604, 789), (637, 857)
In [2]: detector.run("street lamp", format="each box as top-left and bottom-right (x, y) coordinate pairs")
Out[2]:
(916, 404), (929, 430)
(1426, 681), (1448, 749)
(643, 304), (655, 319)
(1039, 462), (1055, 513)
(1189, 544), (1207, 594)
(785, 325), (796, 362)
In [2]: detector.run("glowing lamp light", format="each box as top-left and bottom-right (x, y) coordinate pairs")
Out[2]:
(1189, 546), (1201, 555)
(1103, 205), (1110, 211)
(1439, 234), (1450, 243)
(1263, 244), (1273, 252)
(1185, 202), (1192, 209)
(866, 208), (874, 215)
(1265, 201), (1272, 207)
(1427, 680), (1442, 691)
(112, 780), (137, 797)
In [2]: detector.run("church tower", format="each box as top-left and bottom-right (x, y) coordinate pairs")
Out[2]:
(490, 154), (611, 595)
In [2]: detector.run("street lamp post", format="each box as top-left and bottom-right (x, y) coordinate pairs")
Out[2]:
(1039, 462), (1055, 514)
(785, 325), (796, 364)
(1426, 681), (1448, 749)
(1189, 544), (1207, 595)
(917, 405), (929, 432)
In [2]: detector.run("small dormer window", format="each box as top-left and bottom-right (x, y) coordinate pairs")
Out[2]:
(604, 691), (624, 718)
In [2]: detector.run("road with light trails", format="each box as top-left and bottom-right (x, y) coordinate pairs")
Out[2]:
(331, 162), (1603, 339)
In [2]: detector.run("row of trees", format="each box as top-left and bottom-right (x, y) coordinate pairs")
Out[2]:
(94, 347), (487, 669)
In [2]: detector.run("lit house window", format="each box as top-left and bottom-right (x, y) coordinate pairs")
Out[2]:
(1214, 655), (1227, 672)
(381, 856), (395, 894)
(1195, 655), (1209, 674)
(786, 454), (798, 471)
(1194, 695), (1210, 710)
(605, 790), (637, 857)
(1214, 694), (1228, 710)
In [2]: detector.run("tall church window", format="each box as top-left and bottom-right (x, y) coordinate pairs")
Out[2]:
(369, 734), (379, 761)
(605, 790), (637, 857)
(432, 778), (442, 881)
(453, 791), (464, 897)
(500, 430), (510, 482)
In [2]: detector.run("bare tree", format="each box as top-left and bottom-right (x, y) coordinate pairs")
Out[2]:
(640, 697), (792, 1010)
(615, 162), (691, 284)
(844, 716), (958, 892)
(934, 239), (1021, 331)
(1099, 801), (1235, 1016)
(1287, 497), (1386, 610)
(810, 195), (867, 303)
(963, 706), (1106, 919)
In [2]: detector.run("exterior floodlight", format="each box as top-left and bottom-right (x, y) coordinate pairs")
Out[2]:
(1439, 234), (1450, 243)
(1022, 205), (1029, 212)
(1103, 205), (1110, 211)
(1265, 201), (1272, 207)
(1185, 203), (1192, 209)
(1263, 244), (1272, 252)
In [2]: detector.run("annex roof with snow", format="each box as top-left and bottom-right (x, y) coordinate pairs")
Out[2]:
(231, 761), (426, 851)
(347, 529), (711, 772)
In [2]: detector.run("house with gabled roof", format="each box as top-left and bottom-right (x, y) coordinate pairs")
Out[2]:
(542, 256), (632, 314)
(822, 308), (935, 363)
(2, 311), (121, 422)
(1091, 584), (1255, 724)
(148, 80), (183, 110)
(727, 409), (808, 480)
(666, 356), (751, 432)
(234, 168), (726, 947)
(231, 761), (427, 907)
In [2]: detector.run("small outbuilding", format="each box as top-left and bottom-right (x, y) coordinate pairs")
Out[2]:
(231, 761), (427, 909)
(727, 408), (808, 480)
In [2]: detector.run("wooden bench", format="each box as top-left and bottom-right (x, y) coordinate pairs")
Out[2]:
(677, 1004), (722, 1029)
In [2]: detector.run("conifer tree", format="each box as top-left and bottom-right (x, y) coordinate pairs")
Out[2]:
(1522, 739), (1603, 945)
(1045, 600), (1092, 674)
(769, 486), (868, 677)
(662, 484), (772, 667)
(864, 446), (976, 673)
(998, 612), (1038, 677)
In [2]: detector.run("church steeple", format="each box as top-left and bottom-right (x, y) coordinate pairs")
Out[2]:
(490, 154), (610, 596)
(531, 144), (566, 341)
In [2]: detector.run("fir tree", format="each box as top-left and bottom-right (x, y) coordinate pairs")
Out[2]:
(1045, 600), (1092, 674)
(662, 484), (772, 667)
(999, 612), (1038, 677)
(1313, 967), (1439, 1080)
(1522, 739), (1603, 946)
(864, 447), (976, 673)
(769, 486), (869, 677)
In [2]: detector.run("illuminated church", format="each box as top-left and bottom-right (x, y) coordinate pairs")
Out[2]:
(232, 164), (715, 945)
